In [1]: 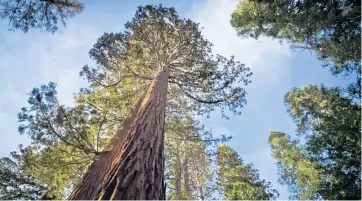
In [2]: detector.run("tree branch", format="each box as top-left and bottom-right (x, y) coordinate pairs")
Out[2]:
(175, 82), (238, 104)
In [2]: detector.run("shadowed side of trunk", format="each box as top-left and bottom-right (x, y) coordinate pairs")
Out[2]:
(69, 67), (169, 200)
(97, 67), (169, 200)
(68, 87), (147, 200)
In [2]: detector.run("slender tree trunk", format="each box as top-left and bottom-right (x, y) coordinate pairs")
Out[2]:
(183, 158), (192, 199)
(198, 186), (204, 200)
(69, 67), (169, 200)
(174, 149), (183, 199)
(183, 138), (193, 200)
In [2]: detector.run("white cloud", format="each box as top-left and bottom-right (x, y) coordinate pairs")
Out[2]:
(187, 0), (290, 67)
(187, 0), (292, 88)
(187, 0), (293, 134)
(24, 24), (100, 106)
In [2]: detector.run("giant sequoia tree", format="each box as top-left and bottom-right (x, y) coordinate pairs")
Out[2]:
(68, 5), (251, 200)
(231, 0), (361, 75)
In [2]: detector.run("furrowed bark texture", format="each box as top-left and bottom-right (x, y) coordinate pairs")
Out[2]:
(68, 67), (169, 200)
(68, 90), (146, 200)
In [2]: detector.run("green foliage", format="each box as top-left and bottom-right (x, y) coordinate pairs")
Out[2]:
(6, 79), (144, 198)
(269, 132), (323, 199)
(18, 82), (99, 153)
(0, 0), (83, 33)
(269, 85), (361, 199)
(15, 82), (106, 198)
(216, 144), (279, 200)
(0, 147), (46, 200)
(83, 4), (252, 119)
(231, 0), (361, 75)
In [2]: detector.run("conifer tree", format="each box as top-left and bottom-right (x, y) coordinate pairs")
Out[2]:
(69, 5), (251, 200)
(216, 144), (278, 200)
(269, 85), (361, 199)
(231, 0), (361, 76)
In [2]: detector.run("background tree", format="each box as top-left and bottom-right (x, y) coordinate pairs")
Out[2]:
(165, 112), (228, 200)
(269, 132), (323, 199)
(269, 85), (361, 200)
(216, 144), (279, 200)
(231, 0), (361, 76)
(0, 147), (46, 200)
(0, 0), (83, 33)
(14, 82), (108, 198)
(232, 1), (361, 199)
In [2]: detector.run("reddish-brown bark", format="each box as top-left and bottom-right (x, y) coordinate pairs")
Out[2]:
(68, 67), (169, 200)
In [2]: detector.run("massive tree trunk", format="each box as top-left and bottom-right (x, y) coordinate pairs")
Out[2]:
(68, 93), (146, 200)
(69, 67), (169, 200)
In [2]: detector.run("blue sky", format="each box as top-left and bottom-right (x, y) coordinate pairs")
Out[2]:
(0, 0), (354, 199)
